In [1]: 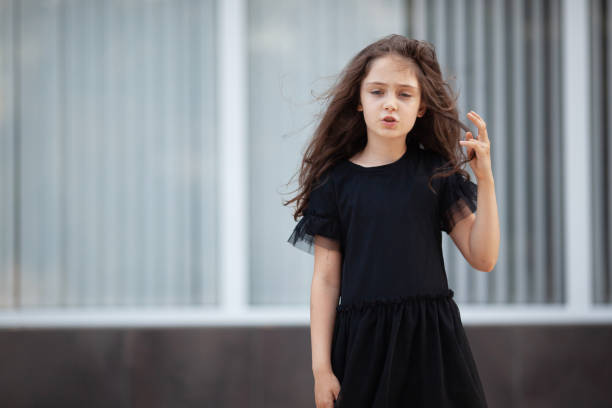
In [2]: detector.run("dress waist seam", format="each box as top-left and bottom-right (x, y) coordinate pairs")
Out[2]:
(336, 288), (454, 313)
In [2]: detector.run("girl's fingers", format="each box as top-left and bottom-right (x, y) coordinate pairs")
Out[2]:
(460, 139), (490, 158)
(460, 139), (480, 153)
(466, 111), (489, 141)
(466, 113), (481, 136)
(470, 110), (483, 120)
(460, 139), (480, 146)
(468, 110), (484, 124)
(462, 133), (474, 157)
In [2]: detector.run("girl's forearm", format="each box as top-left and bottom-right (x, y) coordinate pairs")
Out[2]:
(469, 176), (500, 271)
(310, 276), (340, 376)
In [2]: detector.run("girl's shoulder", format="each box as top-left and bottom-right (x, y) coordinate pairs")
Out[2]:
(319, 161), (342, 182)
(407, 142), (448, 175)
(414, 142), (444, 163)
(309, 162), (342, 195)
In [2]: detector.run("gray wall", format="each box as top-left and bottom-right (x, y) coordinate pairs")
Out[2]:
(1, 326), (611, 408)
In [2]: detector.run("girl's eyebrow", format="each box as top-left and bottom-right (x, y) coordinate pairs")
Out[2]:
(365, 81), (417, 89)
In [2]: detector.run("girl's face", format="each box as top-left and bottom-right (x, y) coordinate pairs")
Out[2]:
(357, 54), (425, 143)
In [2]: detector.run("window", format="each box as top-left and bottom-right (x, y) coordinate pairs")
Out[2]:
(0, 0), (218, 309)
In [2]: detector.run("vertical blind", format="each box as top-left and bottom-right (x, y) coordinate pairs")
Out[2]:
(590, 0), (612, 304)
(0, 0), (218, 308)
(406, 0), (565, 304)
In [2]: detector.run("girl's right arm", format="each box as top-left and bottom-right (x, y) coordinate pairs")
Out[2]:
(310, 235), (342, 407)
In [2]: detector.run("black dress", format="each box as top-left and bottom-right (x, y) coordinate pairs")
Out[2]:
(287, 139), (488, 407)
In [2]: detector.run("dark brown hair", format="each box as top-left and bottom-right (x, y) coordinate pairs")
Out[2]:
(284, 34), (474, 221)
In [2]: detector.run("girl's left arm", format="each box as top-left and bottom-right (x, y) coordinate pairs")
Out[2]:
(450, 110), (500, 272)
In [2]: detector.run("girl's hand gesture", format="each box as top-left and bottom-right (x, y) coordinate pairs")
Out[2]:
(314, 369), (341, 407)
(461, 111), (494, 181)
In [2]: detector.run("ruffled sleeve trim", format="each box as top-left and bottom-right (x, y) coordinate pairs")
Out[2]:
(286, 208), (342, 255)
(440, 173), (478, 233)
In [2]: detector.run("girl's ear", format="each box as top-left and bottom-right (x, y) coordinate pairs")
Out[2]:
(417, 106), (426, 117)
(357, 104), (363, 112)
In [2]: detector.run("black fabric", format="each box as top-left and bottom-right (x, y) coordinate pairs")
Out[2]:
(439, 169), (478, 233)
(287, 140), (487, 407)
(286, 172), (343, 255)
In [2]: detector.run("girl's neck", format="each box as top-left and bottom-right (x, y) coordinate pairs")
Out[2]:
(349, 139), (408, 167)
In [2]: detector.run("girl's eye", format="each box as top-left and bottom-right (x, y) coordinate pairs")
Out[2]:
(370, 90), (412, 97)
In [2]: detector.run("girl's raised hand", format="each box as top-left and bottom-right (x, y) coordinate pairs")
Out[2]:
(461, 110), (494, 181)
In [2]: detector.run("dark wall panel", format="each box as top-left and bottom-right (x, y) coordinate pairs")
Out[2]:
(0, 326), (611, 408)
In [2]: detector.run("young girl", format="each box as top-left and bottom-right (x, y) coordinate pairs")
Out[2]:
(285, 35), (500, 408)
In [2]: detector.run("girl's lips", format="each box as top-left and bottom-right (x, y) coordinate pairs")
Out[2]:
(381, 119), (398, 128)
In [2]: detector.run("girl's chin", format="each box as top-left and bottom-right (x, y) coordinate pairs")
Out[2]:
(381, 121), (399, 129)
(365, 122), (408, 134)
(366, 130), (409, 140)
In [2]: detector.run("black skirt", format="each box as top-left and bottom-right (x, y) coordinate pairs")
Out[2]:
(331, 290), (488, 407)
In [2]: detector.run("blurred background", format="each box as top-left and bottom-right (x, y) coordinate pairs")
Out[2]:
(0, 0), (611, 407)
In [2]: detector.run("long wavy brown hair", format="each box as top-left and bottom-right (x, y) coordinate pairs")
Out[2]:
(284, 34), (474, 221)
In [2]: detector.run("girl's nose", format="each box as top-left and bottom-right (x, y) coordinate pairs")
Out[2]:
(385, 102), (397, 111)
(384, 97), (398, 111)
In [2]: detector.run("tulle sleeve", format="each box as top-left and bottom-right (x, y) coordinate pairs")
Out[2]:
(439, 171), (478, 233)
(287, 173), (342, 255)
